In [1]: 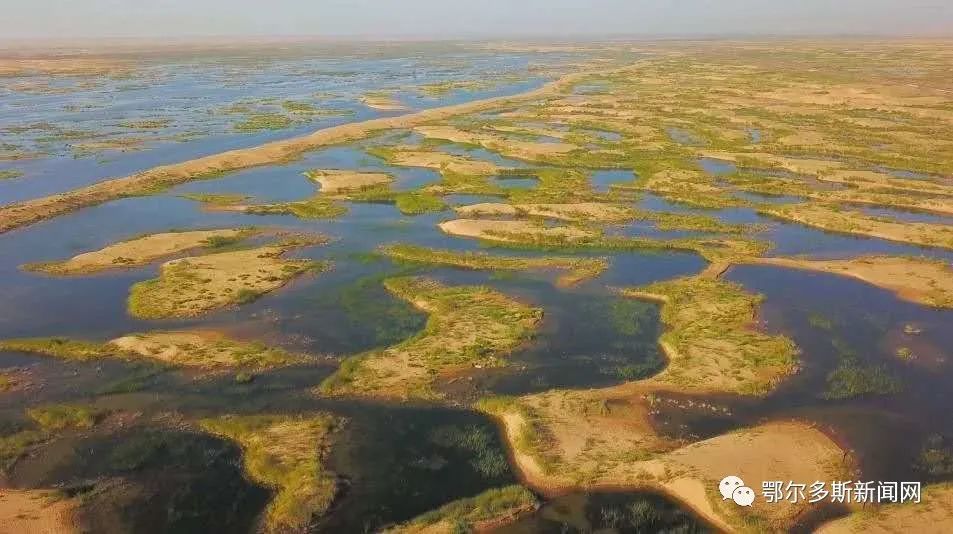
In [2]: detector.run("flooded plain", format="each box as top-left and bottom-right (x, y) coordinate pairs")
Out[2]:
(1, 40), (952, 533)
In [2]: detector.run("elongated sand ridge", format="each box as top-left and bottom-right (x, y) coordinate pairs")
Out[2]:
(22, 228), (257, 275)
(0, 68), (606, 235)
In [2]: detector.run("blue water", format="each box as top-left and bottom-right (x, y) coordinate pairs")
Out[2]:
(591, 169), (635, 193)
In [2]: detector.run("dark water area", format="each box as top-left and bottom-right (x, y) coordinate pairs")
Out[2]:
(495, 491), (710, 534)
(704, 266), (953, 485)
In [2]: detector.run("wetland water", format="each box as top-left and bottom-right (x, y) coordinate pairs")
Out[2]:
(1, 42), (952, 534)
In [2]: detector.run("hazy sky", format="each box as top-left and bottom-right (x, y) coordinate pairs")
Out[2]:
(3, 0), (952, 39)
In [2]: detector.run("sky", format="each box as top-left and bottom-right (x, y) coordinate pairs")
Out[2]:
(2, 0), (952, 40)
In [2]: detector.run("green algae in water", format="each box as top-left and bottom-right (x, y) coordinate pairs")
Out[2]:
(234, 113), (293, 131)
(313, 272), (427, 349)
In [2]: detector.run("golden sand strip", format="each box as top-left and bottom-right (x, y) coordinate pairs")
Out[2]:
(815, 483), (953, 533)
(747, 256), (953, 309)
(0, 68), (606, 235)
(0, 489), (80, 534)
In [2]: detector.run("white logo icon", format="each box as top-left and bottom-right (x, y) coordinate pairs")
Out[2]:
(719, 475), (756, 506)
(719, 475), (745, 500)
(732, 486), (756, 507)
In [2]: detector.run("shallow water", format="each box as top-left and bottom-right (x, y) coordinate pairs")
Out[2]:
(2, 44), (952, 534)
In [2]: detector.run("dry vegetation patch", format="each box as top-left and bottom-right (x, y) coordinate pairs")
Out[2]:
(199, 414), (339, 533)
(380, 243), (608, 286)
(0, 330), (310, 371)
(384, 485), (538, 534)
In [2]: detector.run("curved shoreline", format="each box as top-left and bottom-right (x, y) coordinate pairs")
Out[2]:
(0, 67), (613, 235)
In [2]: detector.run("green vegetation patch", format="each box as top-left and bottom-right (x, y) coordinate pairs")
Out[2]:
(200, 414), (339, 532)
(27, 403), (103, 432)
(247, 197), (347, 219)
(234, 113), (293, 132)
(1, 331), (308, 371)
(823, 337), (903, 400)
(319, 277), (542, 400)
(179, 193), (250, 206)
(0, 169), (23, 180)
(380, 243), (607, 286)
(394, 191), (447, 215)
(622, 275), (799, 395)
(128, 241), (327, 319)
(0, 337), (111, 361)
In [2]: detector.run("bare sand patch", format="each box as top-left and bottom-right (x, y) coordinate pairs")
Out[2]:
(0, 58), (129, 77)
(23, 228), (256, 275)
(414, 126), (579, 160)
(454, 203), (519, 217)
(304, 169), (392, 194)
(455, 202), (635, 223)
(438, 219), (595, 243)
(361, 93), (407, 111)
(386, 149), (503, 175)
(0, 330), (310, 372)
(0, 489), (79, 534)
(816, 483), (953, 534)
(107, 330), (310, 370)
(749, 256), (953, 308)
(482, 394), (846, 533)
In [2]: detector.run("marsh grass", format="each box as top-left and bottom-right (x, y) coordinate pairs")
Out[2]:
(823, 336), (902, 400)
(179, 193), (250, 206)
(319, 277), (542, 398)
(199, 414), (339, 532)
(623, 275), (799, 395)
(0, 337), (112, 361)
(234, 113), (293, 132)
(247, 197), (347, 219)
(385, 485), (537, 533)
(27, 404), (102, 432)
(380, 243), (608, 286)
(394, 191), (447, 215)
